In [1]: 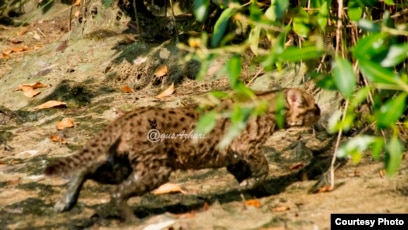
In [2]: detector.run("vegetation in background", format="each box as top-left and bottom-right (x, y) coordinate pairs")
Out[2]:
(187, 0), (408, 177)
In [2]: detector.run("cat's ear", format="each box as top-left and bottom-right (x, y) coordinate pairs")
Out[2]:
(286, 89), (304, 108)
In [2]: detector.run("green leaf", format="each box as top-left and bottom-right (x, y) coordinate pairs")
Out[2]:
(195, 111), (217, 135)
(249, 26), (261, 55)
(371, 138), (384, 161)
(361, 0), (377, 6)
(265, 0), (289, 21)
(279, 46), (323, 62)
(209, 91), (229, 99)
(384, 0), (395, 4)
(328, 110), (342, 133)
(337, 135), (379, 163)
(313, 73), (337, 90)
(353, 33), (388, 60)
(231, 105), (252, 124)
(226, 55), (241, 88)
(233, 83), (256, 100)
(261, 30), (287, 69)
(253, 100), (269, 116)
(274, 91), (285, 129)
(317, 1), (329, 31)
(358, 59), (399, 85)
(212, 0), (233, 8)
(218, 106), (252, 149)
(333, 58), (356, 98)
(385, 135), (402, 176)
(195, 53), (214, 80)
(357, 19), (381, 33)
(211, 8), (236, 47)
(349, 86), (370, 109)
(376, 93), (406, 128)
(293, 8), (310, 37)
(310, 0), (323, 8)
(340, 113), (355, 132)
(381, 11), (393, 28)
(348, 0), (363, 21)
(249, 3), (264, 22)
(194, 0), (210, 22)
(380, 43), (408, 67)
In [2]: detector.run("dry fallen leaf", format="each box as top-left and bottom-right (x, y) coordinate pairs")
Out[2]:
(73, 0), (81, 6)
(16, 82), (48, 91)
(17, 26), (29, 36)
(22, 87), (41, 98)
(36, 100), (67, 110)
(33, 44), (43, 50)
(174, 212), (196, 218)
(154, 65), (168, 77)
(155, 83), (175, 99)
(290, 162), (305, 171)
(32, 32), (41, 41)
(7, 38), (23, 44)
(316, 185), (333, 193)
(50, 133), (67, 144)
(203, 202), (210, 211)
(73, 10), (80, 18)
(16, 82), (48, 98)
(56, 40), (68, 52)
(353, 169), (360, 177)
(271, 205), (290, 212)
(121, 85), (134, 93)
(57, 118), (75, 130)
(2, 46), (30, 57)
(152, 182), (185, 195)
(379, 169), (386, 178)
(118, 35), (136, 46)
(7, 178), (22, 185)
(50, 133), (60, 142)
(244, 199), (261, 208)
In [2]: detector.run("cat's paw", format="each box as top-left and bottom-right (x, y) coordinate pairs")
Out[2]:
(239, 175), (265, 188)
(54, 198), (74, 212)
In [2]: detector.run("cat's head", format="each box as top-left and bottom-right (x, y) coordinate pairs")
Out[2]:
(285, 88), (321, 127)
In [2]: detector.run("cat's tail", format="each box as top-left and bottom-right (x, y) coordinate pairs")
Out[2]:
(44, 134), (122, 177)
(44, 151), (89, 176)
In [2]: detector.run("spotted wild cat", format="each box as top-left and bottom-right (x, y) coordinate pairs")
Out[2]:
(44, 88), (320, 221)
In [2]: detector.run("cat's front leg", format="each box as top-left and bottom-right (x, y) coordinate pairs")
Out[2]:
(227, 150), (269, 188)
(54, 170), (87, 212)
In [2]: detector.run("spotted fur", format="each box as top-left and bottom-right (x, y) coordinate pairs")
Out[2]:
(44, 88), (320, 221)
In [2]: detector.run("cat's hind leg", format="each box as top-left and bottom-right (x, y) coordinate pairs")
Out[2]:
(109, 156), (172, 222)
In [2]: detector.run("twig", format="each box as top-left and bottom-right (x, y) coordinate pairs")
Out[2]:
(69, 3), (73, 31)
(329, 99), (348, 189)
(240, 193), (247, 210)
(169, 0), (178, 42)
(245, 68), (264, 86)
(335, 0), (343, 56)
(133, 0), (143, 42)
